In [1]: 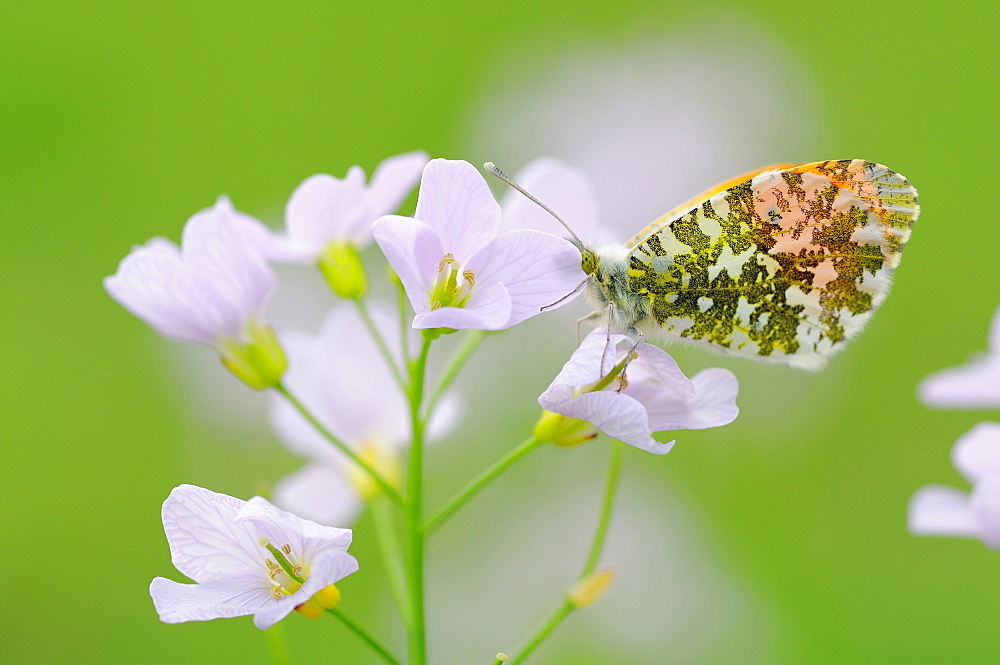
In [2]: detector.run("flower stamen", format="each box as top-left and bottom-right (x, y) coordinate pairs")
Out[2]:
(429, 253), (476, 310)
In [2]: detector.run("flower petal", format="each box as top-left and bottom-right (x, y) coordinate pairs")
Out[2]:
(252, 549), (360, 629)
(908, 485), (983, 539)
(285, 169), (368, 251)
(639, 367), (739, 431)
(236, 496), (353, 566)
(970, 477), (1000, 549)
(412, 159), (500, 261)
(412, 282), (512, 330)
(467, 229), (585, 326)
(366, 151), (429, 219)
(372, 216), (443, 316)
(161, 485), (265, 582)
(271, 463), (363, 527)
(557, 391), (674, 454)
(150, 574), (272, 624)
(500, 157), (606, 241)
(952, 422), (1000, 483)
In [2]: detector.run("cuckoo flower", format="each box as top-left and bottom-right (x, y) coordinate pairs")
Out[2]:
(918, 305), (1000, 409)
(909, 422), (1000, 549)
(149, 484), (359, 629)
(372, 158), (584, 330)
(104, 196), (284, 389)
(537, 331), (739, 454)
(269, 303), (460, 525)
(237, 152), (427, 298)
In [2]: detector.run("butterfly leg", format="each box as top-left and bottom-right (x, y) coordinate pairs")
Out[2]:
(616, 331), (644, 393)
(576, 310), (602, 345)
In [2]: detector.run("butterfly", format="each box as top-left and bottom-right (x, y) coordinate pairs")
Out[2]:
(568, 159), (919, 370)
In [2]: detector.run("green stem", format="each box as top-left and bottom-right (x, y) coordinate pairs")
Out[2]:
(263, 620), (292, 665)
(372, 494), (409, 624)
(353, 297), (406, 391)
(509, 440), (623, 664)
(326, 608), (402, 665)
(274, 383), (404, 506)
(404, 337), (432, 665)
(423, 437), (543, 535)
(395, 276), (411, 363)
(423, 329), (487, 421)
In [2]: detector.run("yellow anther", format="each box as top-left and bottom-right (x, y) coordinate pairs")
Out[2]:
(438, 253), (456, 271)
(463, 270), (475, 286)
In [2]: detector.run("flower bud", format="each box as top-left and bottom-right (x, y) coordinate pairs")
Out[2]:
(220, 322), (287, 390)
(533, 410), (598, 448)
(568, 568), (615, 608)
(294, 584), (341, 619)
(319, 241), (367, 300)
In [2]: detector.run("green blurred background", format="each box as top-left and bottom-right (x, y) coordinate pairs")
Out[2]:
(3, 1), (998, 663)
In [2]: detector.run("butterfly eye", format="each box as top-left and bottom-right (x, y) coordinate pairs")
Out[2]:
(580, 249), (597, 276)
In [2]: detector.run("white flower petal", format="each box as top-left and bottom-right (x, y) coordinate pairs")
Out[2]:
(970, 477), (1000, 549)
(372, 216), (443, 316)
(286, 170), (368, 251)
(271, 463), (363, 527)
(252, 550), (360, 630)
(639, 368), (740, 431)
(500, 157), (606, 241)
(161, 485), (267, 582)
(150, 574), (272, 624)
(952, 422), (1000, 483)
(366, 151), (429, 219)
(236, 496), (353, 566)
(467, 229), (585, 326)
(412, 159), (501, 261)
(908, 485), (982, 539)
(560, 391), (674, 454)
(412, 282), (513, 330)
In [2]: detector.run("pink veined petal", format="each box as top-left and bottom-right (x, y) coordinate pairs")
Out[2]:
(161, 485), (266, 582)
(558, 390), (674, 454)
(362, 151), (429, 226)
(373, 216), (444, 316)
(500, 157), (606, 241)
(231, 213), (319, 262)
(271, 463), (363, 527)
(970, 477), (1000, 549)
(252, 549), (360, 630)
(412, 159), (501, 261)
(150, 574), (273, 625)
(952, 422), (1000, 483)
(104, 243), (220, 344)
(639, 368), (740, 432)
(236, 496), (353, 569)
(908, 485), (983, 539)
(182, 197), (275, 329)
(545, 331), (634, 391)
(412, 282), (512, 330)
(466, 229), (585, 326)
(285, 169), (368, 251)
(620, 341), (696, 403)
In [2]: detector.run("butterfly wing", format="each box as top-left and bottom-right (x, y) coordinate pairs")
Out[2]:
(626, 159), (918, 369)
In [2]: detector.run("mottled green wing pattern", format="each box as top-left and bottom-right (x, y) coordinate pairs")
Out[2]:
(626, 160), (918, 369)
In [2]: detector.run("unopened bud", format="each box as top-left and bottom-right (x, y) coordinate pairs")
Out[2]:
(220, 322), (287, 390)
(568, 568), (615, 608)
(319, 241), (367, 299)
(295, 584), (341, 619)
(533, 410), (598, 448)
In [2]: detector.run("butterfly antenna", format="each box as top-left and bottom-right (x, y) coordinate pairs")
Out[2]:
(484, 161), (584, 247)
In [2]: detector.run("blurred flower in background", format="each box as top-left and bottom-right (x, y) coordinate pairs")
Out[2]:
(268, 302), (460, 526)
(918, 305), (1000, 409)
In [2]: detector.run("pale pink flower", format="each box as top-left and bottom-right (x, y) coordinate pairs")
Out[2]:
(909, 422), (1000, 549)
(373, 158), (584, 330)
(539, 331), (739, 454)
(270, 303), (460, 525)
(104, 196), (275, 347)
(918, 306), (1000, 409)
(150, 484), (358, 629)
(237, 151), (427, 261)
